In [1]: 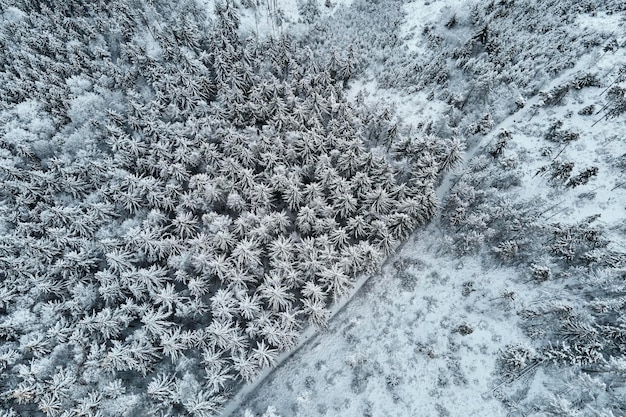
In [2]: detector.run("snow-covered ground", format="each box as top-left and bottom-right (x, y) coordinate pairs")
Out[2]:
(236, 231), (530, 417)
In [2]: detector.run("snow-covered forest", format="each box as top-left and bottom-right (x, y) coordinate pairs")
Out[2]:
(0, 0), (625, 416)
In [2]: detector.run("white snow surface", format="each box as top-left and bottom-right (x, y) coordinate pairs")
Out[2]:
(235, 232), (527, 417)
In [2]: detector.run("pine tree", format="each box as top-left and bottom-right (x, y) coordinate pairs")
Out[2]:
(147, 373), (177, 404)
(184, 389), (224, 417)
(259, 274), (295, 312)
(141, 307), (173, 336)
(231, 352), (259, 383)
(204, 363), (232, 394)
(211, 289), (238, 322)
(159, 327), (189, 362)
(231, 238), (262, 269)
(251, 340), (278, 369)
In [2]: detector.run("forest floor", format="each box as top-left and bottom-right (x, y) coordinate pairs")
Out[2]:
(225, 1), (626, 416)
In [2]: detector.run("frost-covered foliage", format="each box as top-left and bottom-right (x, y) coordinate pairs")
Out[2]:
(0, 0), (450, 415)
(442, 149), (532, 257)
(393, 0), (609, 92)
(302, 0), (617, 137)
(442, 38), (626, 415)
(303, 0), (405, 81)
(294, 0), (624, 143)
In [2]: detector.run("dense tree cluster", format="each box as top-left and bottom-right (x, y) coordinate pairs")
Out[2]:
(442, 150), (530, 256)
(0, 0), (452, 415)
(406, 0), (608, 93)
